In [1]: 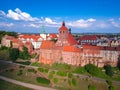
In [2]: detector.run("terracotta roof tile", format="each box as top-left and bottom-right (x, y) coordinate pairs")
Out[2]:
(68, 34), (77, 45)
(63, 46), (81, 52)
(80, 35), (98, 40)
(41, 40), (55, 49)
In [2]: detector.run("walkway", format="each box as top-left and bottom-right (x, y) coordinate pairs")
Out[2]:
(0, 75), (55, 90)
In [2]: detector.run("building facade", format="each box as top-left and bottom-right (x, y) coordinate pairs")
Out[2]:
(39, 22), (120, 67)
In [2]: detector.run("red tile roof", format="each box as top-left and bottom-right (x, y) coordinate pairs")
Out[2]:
(19, 35), (43, 42)
(68, 33), (77, 45)
(12, 39), (19, 43)
(41, 40), (55, 49)
(80, 35), (98, 40)
(63, 46), (81, 52)
(47, 34), (58, 38)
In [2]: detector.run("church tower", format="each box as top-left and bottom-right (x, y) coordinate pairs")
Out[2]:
(56, 22), (69, 46)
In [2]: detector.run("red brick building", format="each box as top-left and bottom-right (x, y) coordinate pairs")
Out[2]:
(39, 22), (120, 67)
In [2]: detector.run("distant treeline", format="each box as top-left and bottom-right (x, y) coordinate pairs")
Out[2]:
(0, 30), (18, 43)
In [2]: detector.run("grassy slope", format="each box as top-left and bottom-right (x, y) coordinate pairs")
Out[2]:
(0, 79), (32, 90)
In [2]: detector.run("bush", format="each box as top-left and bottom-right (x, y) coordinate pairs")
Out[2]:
(44, 68), (49, 73)
(72, 78), (76, 86)
(68, 72), (73, 78)
(104, 65), (114, 77)
(54, 78), (58, 84)
(49, 74), (53, 79)
(38, 67), (44, 72)
(57, 71), (67, 77)
(19, 65), (25, 68)
(85, 64), (100, 76)
(17, 70), (23, 76)
(31, 62), (39, 66)
(74, 66), (86, 74)
(109, 85), (116, 90)
(50, 71), (55, 75)
(36, 77), (50, 85)
(16, 61), (31, 65)
(27, 68), (37, 74)
(9, 48), (19, 62)
(88, 85), (97, 90)
(106, 80), (112, 86)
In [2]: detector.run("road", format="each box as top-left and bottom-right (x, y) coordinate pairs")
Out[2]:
(0, 75), (55, 90)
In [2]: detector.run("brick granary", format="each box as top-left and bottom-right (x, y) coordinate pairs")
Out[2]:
(39, 22), (120, 67)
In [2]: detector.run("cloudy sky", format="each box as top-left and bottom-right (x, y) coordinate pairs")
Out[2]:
(0, 0), (120, 33)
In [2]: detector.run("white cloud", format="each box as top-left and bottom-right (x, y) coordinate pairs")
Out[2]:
(67, 18), (96, 28)
(45, 17), (58, 24)
(0, 10), (6, 16)
(25, 23), (41, 28)
(0, 22), (14, 27)
(87, 18), (96, 22)
(6, 8), (39, 21)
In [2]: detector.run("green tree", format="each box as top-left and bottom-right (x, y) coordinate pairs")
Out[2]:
(85, 64), (100, 76)
(19, 46), (30, 60)
(9, 48), (19, 62)
(104, 65), (114, 77)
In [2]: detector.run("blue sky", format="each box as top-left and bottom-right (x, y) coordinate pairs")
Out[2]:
(0, 0), (120, 33)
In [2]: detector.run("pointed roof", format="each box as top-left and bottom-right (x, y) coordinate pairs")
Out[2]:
(68, 33), (77, 45)
(59, 21), (68, 31)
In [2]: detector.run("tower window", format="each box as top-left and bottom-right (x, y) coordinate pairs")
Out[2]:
(63, 31), (64, 33)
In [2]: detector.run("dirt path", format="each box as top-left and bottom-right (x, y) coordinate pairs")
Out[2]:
(0, 75), (55, 90)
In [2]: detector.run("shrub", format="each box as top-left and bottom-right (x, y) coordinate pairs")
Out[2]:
(36, 77), (50, 85)
(38, 67), (44, 72)
(54, 78), (58, 84)
(72, 78), (76, 86)
(27, 68), (37, 74)
(31, 62), (39, 66)
(104, 65), (114, 77)
(19, 65), (25, 68)
(109, 85), (116, 90)
(57, 71), (67, 77)
(88, 85), (97, 90)
(17, 70), (23, 76)
(106, 80), (112, 86)
(44, 68), (49, 73)
(50, 71), (55, 75)
(68, 72), (73, 78)
(85, 64), (100, 76)
(16, 61), (31, 65)
(49, 73), (53, 79)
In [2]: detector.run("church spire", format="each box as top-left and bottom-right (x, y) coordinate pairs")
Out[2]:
(62, 21), (65, 26)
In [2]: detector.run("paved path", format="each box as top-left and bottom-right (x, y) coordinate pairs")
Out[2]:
(0, 75), (55, 90)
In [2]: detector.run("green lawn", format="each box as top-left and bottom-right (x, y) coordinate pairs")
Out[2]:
(0, 79), (32, 90)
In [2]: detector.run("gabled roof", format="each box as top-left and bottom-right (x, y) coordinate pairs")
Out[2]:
(41, 40), (55, 49)
(68, 33), (77, 45)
